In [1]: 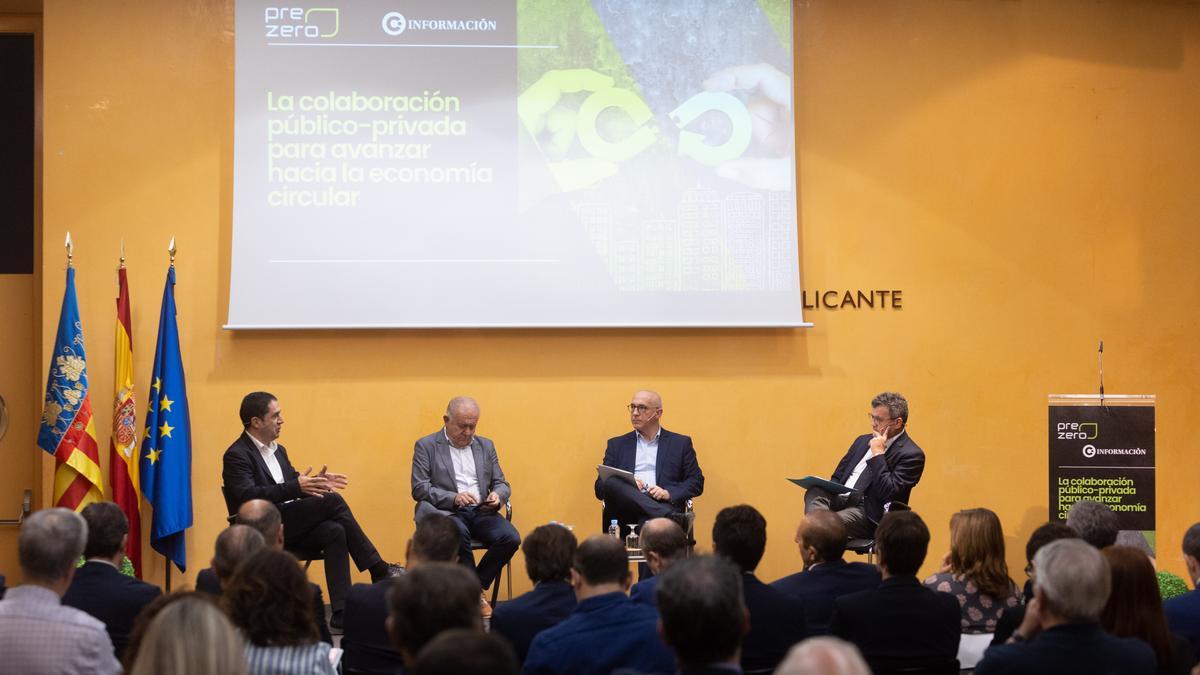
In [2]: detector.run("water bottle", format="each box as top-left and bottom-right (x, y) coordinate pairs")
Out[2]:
(608, 519), (620, 539)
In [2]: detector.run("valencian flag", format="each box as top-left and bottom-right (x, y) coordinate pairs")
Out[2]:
(38, 267), (105, 510)
(111, 263), (142, 576)
(139, 264), (192, 571)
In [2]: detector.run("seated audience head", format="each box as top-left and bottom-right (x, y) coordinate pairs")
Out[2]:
(946, 507), (1013, 599)
(639, 517), (686, 575)
(235, 498), (283, 547)
(1031, 538), (1110, 624)
(127, 592), (246, 675)
(655, 554), (748, 669)
(571, 535), (632, 597)
(521, 523), (578, 584)
(874, 510), (929, 578)
(387, 562), (483, 665)
(212, 525), (266, 586)
(796, 510), (847, 568)
(412, 629), (519, 675)
(19, 507), (87, 589)
(1066, 499), (1119, 549)
(1181, 522), (1200, 585)
(776, 637), (871, 675)
(80, 501), (129, 563)
(408, 513), (462, 567)
(1101, 546), (1174, 669)
(1025, 522), (1078, 565)
(224, 548), (319, 647)
(712, 504), (767, 574)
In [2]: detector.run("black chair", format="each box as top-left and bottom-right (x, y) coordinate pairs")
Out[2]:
(846, 500), (910, 566)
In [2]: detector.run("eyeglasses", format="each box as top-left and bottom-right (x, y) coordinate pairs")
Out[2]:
(868, 413), (896, 424)
(628, 404), (658, 414)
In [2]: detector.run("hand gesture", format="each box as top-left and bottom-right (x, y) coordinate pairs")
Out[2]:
(454, 491), (479, 508)
(317, 465), (349, 490)
(702, 63), (793, 191)
(298, 466), (331, 497)
(869, 426), (889, 456)
(647, 485), (671, 502)
(1015, 596), (1045, 641)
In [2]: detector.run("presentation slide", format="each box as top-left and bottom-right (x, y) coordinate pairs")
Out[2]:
(228, 0), (806, 328)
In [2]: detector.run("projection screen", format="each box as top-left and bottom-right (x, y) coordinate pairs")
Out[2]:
(228, 0), (807, 328)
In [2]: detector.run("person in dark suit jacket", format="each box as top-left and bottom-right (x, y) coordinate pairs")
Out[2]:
(772, 510), (881, 636)
(831, 510), (960, 675)
(805, 392), (924, 540)
(712, 505), (807, 674)
(343, 513), (463, 674)
(221, 392), (395, 628)
(490, 524), (578, 664)
(411, 396), (520, 591)
(594, 390), (704, 531)
(629, 517), (688, 606)
(976, 539), (1156, 675)
(657, 555), (750, 675)
(61, 502), (161, 659)
(1166, 522), (1200, 656)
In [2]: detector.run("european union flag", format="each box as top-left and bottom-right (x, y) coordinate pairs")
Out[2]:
(139, 265), (192, 571)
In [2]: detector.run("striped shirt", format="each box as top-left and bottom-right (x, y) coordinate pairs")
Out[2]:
(246, 641), (337, 675)
(0, 585), (121, 675)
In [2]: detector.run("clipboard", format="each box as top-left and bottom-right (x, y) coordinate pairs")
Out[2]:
(788, 475), (855, 495)
(597, 464), (637, 486)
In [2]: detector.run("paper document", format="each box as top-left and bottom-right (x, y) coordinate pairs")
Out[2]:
(597, 465), (637, 486)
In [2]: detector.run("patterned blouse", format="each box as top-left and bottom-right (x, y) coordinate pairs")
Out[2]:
(922, 572), (1022, 634)
(245, 641), (337, 675)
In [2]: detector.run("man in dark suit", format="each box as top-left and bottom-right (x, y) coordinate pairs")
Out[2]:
(411, 396), (520, 592)
(657, 555), (750, 675)
(772, 510), (881, 636)
(713, 505), (807, 673)
(61, 502), (161, 658)
(343, 513), (462, 674)
(594, 390), (704, 531)
(221, 391), (396, 629)
(629, 517), (688, 606)
(805, 392), (924, 540)
(490, 523), (578, 663)
(1166, 522), (1200, 655)
(976, 538), (1155, 675)
(831, 510), (959, 674)
(524, 536), (675, 675)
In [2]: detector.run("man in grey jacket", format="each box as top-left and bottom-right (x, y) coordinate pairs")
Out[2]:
(412, 396), (520, 590)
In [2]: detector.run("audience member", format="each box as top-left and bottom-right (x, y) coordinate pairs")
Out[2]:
(1165, 523), (1200, 655)
(1066, 499), (1119, 549)
(386, 562), (484, 666)
(523, 535), (674, 675)
(1102, 545), (1197, 674)
(629, 517), (687, 606)
(990, 521), (1079, 645)
(775, 637), (871, 675)
(209, 525), (268, 589)
(772, 511), (880, 635)
(224, 548), (336, 675)
(656, 554), (749, 674)
(975, 539), (1155, 675)
(922, 508), (1020, 634)
(490, 523), (578, 663)
(0, 508), (120, 674)
(412, 629), (519, 675)
(61, 501), (162, 658)
(127, 592), (247, 675)
(344, 512), (461, 674)
(831, 510), (960, 674)
(712, 504), (807, 673)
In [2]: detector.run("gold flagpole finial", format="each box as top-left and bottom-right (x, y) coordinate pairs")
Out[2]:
(65, 232), (73, 268)
(119, 238), (126, 268)
(168, 236), (176, 265)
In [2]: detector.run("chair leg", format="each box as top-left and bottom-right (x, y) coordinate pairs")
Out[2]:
(506, 559), (512, 600)
(490, 567), (502, 606)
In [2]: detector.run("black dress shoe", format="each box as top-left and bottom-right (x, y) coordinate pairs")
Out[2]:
(370, 561), (405, 583)
(329, 610), (344, 632)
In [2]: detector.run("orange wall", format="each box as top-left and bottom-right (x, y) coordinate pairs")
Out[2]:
(36, 0), (1200, 596)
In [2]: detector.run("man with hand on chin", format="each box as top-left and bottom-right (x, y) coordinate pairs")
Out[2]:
(222, 391), (397, 630)
(594, 390), (704, 532)
(804, 392), (925, 539)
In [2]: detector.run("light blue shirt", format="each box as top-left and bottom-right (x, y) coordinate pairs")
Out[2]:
(634, 429), (660, 488)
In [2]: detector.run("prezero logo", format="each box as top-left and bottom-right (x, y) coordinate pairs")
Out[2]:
(1082, 444), (1097, 458)
(382, 12), (407, 35)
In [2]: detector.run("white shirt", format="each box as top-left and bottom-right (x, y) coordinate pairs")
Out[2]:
(248, 433), (285, 484)
(634, 428), (660, 488)
(844, 432), (901, 490)
(444, 429), (481, 500)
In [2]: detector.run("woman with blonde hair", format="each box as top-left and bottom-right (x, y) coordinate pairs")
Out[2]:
(923, 507), (1021, 633)
(127, 592), (247, 675)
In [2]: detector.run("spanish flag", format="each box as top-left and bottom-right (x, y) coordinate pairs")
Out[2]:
(111, 262), (142, 576)
(38, 266), (104, 510)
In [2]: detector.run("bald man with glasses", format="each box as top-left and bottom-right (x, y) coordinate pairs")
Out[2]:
(594, 390), (704, 532)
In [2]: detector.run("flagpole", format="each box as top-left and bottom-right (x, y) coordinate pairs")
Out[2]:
(163, 235), (176, 593)
(65, 232), (73, 268)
